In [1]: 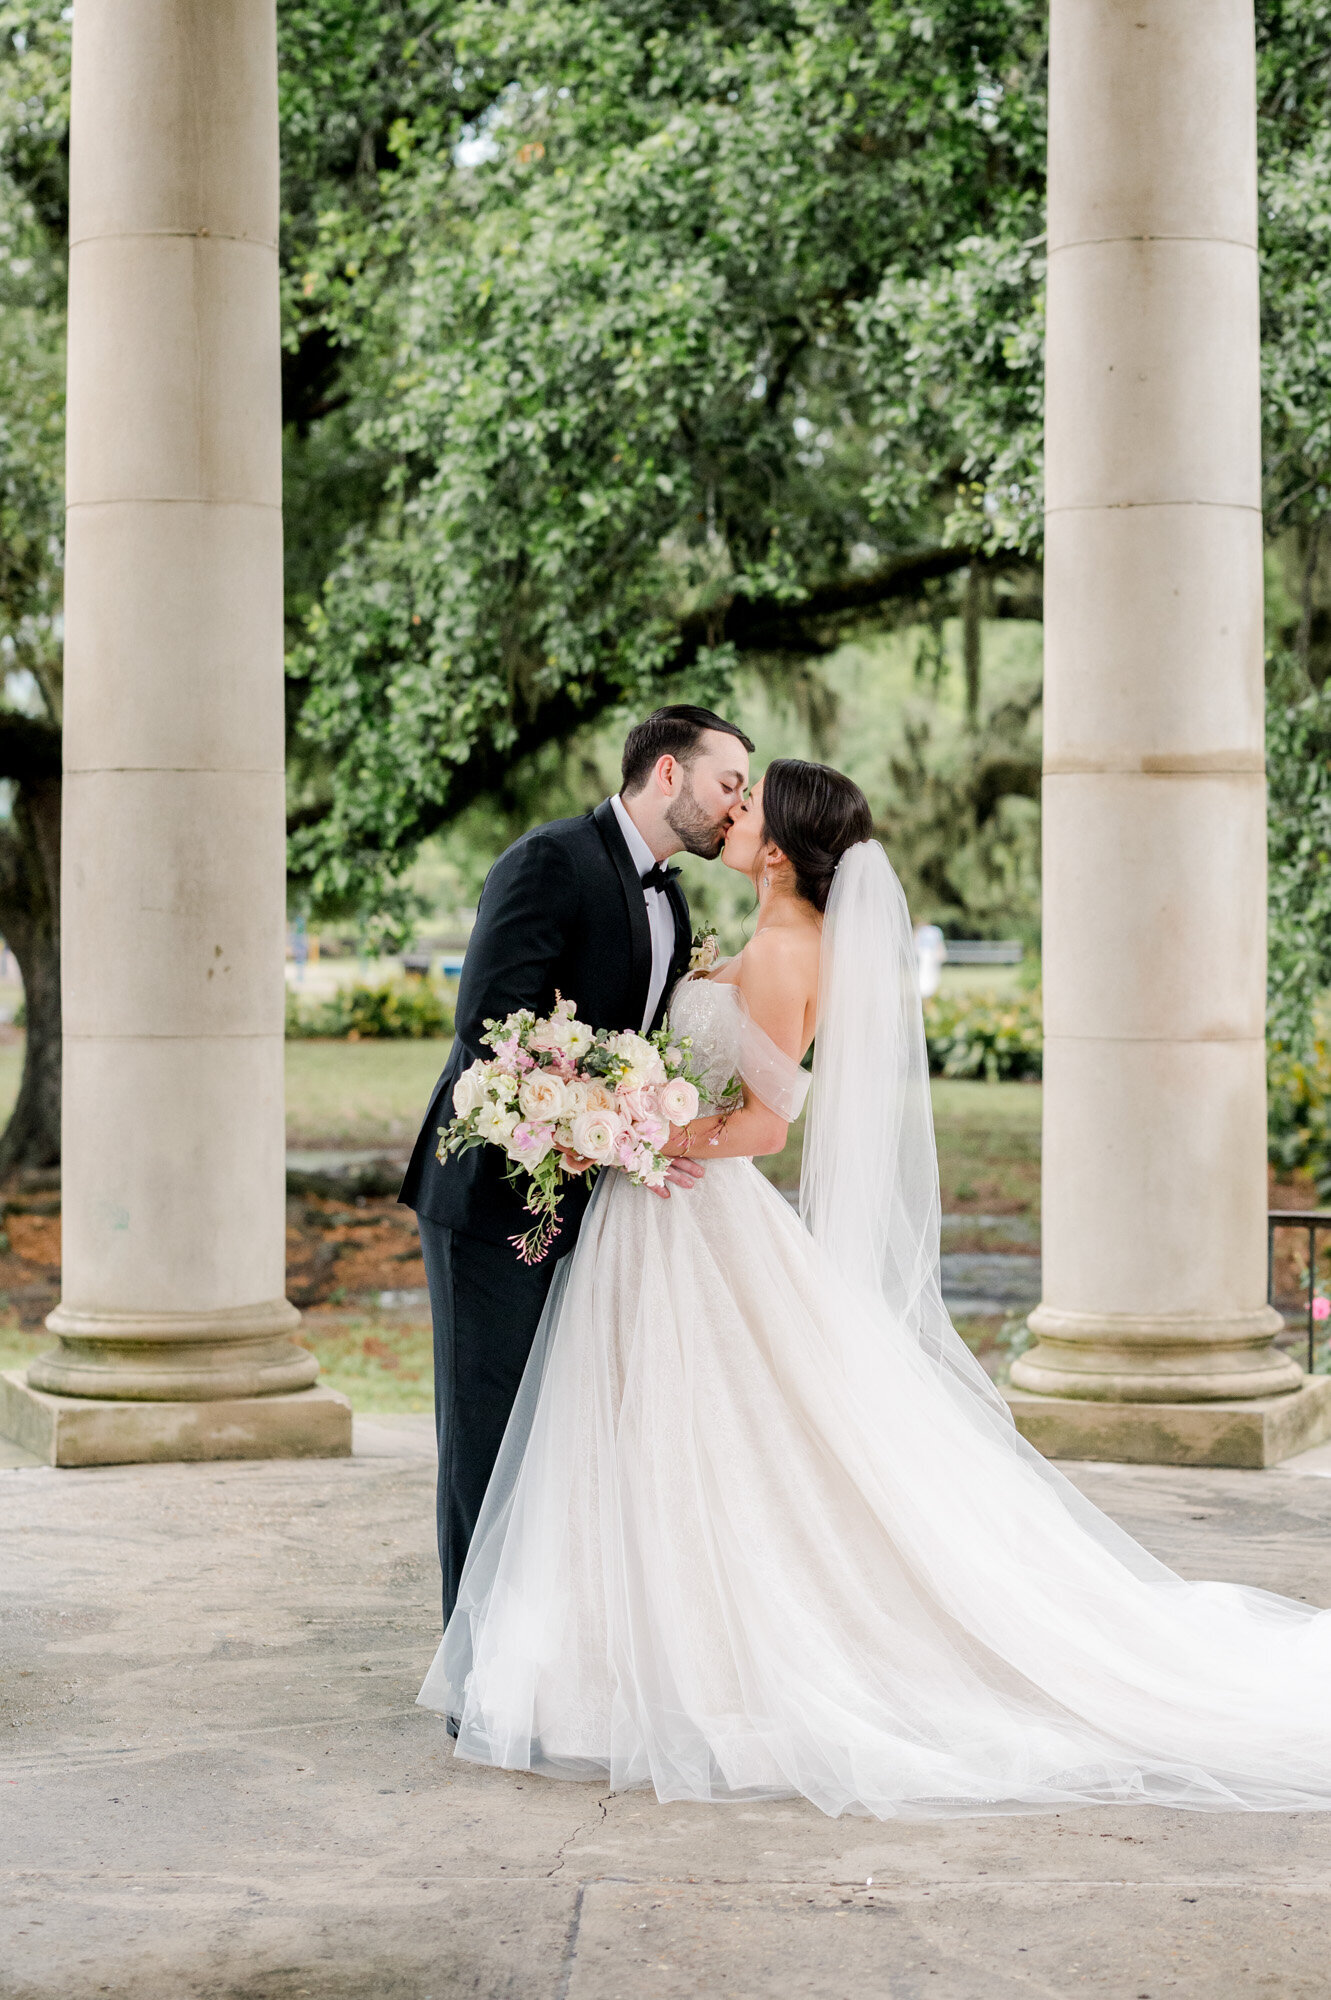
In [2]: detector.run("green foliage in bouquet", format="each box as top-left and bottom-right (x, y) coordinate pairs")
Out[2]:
(923, 988), (1042, 1083)
(285, 978), (455, 1041)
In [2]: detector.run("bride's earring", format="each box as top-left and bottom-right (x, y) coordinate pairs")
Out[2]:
(761, 870), (770, 894)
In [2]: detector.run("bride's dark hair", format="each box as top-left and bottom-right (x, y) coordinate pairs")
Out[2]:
(759, 759), (873, 913)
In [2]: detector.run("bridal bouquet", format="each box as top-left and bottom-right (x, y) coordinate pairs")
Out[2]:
(437, 997), (712, 1263)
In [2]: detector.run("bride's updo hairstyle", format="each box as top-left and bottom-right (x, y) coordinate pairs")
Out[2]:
(759, 759), (873, 913)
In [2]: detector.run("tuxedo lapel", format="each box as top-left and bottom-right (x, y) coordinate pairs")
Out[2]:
(666, 875), (691, 976)
(592, 798), (653, 1026)
(656, 873), (692, 1030)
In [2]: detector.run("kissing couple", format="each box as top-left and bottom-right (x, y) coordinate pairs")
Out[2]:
(402, 706), (1331, 1820)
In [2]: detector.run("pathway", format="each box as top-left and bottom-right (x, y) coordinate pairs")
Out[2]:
(5, 1421), (1331, 1998)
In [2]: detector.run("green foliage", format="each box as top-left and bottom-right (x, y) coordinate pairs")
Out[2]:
(1266, 1037), (1331, 1189)
(286, 0), (1049, 910)
(923, 987), (1042, 1083)
(1267, 671), (1331, 1062)
(856, 231), (1045, 557)
(876, 685), (1042, 938)
(285, 977), (455, 1040)
(0, 0), (67, 725)
(1258, 2), (1331, 549)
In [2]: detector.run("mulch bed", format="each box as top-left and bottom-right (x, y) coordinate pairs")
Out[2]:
(0, 1185), (427, 1327)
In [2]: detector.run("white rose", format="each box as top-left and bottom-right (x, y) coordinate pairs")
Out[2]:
(584, 1081), (617, 1115)
(519, 1071), (567, 1123)
(658, 1077), (699, 1126)
(532, 1013), (576, 1053)
(476, 1101), (519, 1146)
(451, 1063), (489, 1118)
(569, 1108), (623, 1165)
(560, 1077), (591, 1119)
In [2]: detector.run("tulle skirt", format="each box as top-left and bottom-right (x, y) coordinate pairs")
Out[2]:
(418, 1162), (1331, 1818)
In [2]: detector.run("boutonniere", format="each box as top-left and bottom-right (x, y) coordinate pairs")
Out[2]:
(689, 925), (721, 975)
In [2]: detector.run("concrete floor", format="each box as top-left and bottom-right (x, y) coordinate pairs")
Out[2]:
(6, 1419), (1331, 2000)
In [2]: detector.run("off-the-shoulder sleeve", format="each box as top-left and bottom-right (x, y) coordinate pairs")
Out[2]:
(738, 1008), (810, 1122)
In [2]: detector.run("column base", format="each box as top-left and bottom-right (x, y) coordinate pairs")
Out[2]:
(1006, 1377), (1331, 1470)
(0, 1370), (352, 1468)
(1011, 1304), (1301, 1402)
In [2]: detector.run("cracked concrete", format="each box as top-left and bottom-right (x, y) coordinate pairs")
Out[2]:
(6, 1416), (1331, 1998)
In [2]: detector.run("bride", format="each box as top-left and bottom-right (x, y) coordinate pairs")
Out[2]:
(418, 758), (1331, 1818)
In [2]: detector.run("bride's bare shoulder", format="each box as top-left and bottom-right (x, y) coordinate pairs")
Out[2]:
(735, 920), (822, 999)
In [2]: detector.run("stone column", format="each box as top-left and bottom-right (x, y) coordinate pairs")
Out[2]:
(1007, 0), (1331, 1467)
(0, 0), (349, 1464)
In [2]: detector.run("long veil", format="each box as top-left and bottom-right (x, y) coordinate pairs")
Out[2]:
(800, 841), (1015, 1431)
(798, 842), (1160, 1550)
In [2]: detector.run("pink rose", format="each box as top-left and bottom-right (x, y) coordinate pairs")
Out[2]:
(616, 1085), (660, 1123)
(1313, 1295), (1330, 1324)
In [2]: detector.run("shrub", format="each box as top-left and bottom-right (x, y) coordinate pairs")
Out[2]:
(1267, 1036), (1331, 1195)
(285, 979), (455, 1041)
(923, 989), (1042, 1082)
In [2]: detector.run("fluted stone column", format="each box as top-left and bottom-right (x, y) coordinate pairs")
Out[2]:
(1007, 0), (1331, 1466)
(0, 0), (349, 1464)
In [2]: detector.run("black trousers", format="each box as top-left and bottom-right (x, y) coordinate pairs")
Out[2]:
(416, 1217), (562, 1629)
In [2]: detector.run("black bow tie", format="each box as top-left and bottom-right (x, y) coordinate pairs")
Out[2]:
(640, 863), (677, 893)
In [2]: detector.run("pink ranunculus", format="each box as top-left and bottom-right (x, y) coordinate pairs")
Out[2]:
(1313, 1294), (1331, 1323)
(658, 1077), (700, 1126)
(568, 1108), (622, 1165)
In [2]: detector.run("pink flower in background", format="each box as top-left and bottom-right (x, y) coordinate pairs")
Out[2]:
(1312, 1294), (1330, 1324)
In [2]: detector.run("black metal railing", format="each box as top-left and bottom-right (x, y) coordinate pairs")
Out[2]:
(1268, 1210), (1331, 1374)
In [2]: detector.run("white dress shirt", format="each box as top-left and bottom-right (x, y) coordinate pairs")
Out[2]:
(610, 793), (676, 1031)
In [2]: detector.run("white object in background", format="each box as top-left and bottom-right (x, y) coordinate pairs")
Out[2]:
(914, 923), (947, 999)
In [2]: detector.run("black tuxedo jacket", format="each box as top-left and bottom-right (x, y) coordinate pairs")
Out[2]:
(399, 799), (692, 1245)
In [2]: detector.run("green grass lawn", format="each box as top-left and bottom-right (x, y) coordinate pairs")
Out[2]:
(296, 1315), (434, 1413)
(931, 1077), (1042, 1215)
(284, 1038), (447, 1148)
(758, 1075), (1041, 1210)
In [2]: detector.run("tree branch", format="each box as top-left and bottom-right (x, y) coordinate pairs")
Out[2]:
(0, 714), (61, 783)
(668, 545), (995, 670)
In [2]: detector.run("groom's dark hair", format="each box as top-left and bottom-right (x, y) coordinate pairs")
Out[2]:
(621, 706), (755, 795)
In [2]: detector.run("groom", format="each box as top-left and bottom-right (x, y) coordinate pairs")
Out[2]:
(400, 705), (755, 1629)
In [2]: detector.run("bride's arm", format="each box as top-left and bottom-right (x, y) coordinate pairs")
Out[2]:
(665, 931), (815, 1161)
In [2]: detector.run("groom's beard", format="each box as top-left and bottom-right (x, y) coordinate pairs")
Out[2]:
(664, 773), (731, 859)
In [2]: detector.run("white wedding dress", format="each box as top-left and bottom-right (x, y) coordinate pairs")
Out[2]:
(419, 844), (1331, 1819)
